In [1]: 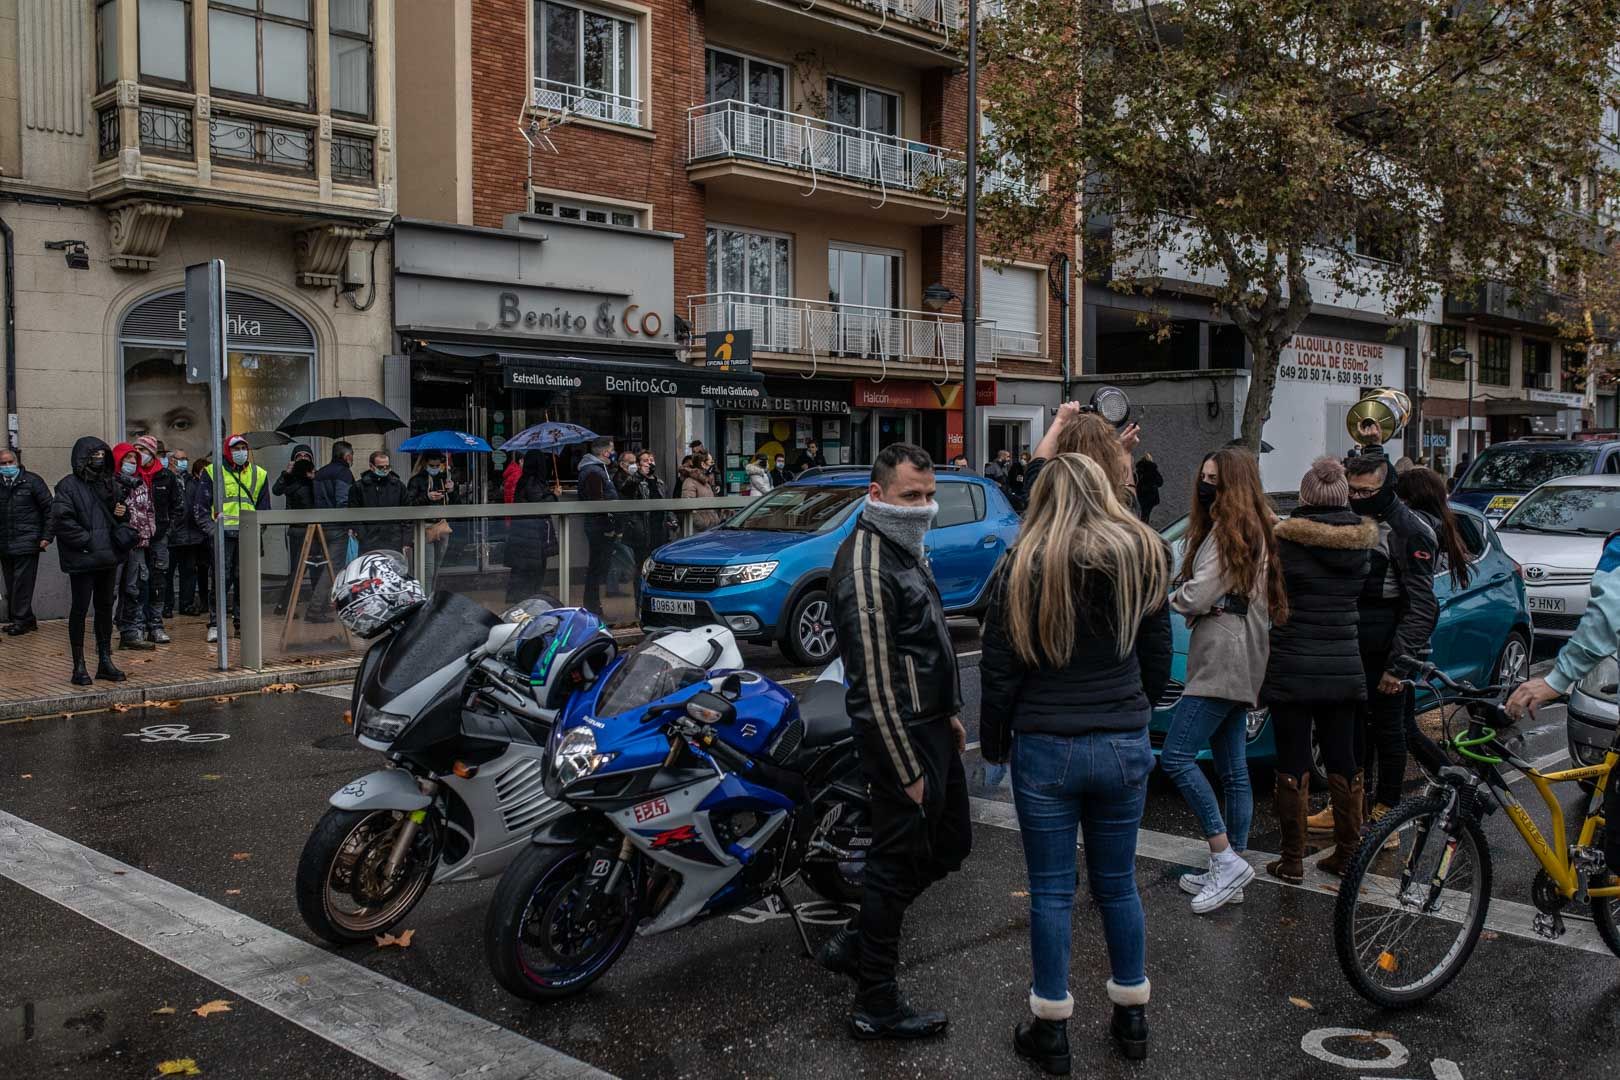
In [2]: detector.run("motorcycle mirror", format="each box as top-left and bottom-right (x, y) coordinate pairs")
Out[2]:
(685, 691), (737, 726)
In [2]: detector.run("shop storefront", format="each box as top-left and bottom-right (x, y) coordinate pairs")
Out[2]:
(715, 379), (852, 490)
(850, 379), (997, 466)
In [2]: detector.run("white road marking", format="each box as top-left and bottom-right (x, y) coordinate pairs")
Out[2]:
(306, 684), (350, 700)
(1301, 1026), (1410, 1070)
(968, 795), (1615, 956)
(0, 810), (612, 1080)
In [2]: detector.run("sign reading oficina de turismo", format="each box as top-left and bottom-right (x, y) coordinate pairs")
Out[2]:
(1277, 334), (1393, 388)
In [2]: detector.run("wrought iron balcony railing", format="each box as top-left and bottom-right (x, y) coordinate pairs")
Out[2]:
(689, 292), (999, 369)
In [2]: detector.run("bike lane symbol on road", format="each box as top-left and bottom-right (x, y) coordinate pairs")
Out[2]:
(1302, 1027), (1463, 1079)
(122, 724), (230, 744)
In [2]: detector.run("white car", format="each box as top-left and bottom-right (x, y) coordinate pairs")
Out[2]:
(1493, 473), (1620, 641)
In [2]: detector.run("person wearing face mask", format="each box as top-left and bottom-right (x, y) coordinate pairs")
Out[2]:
(164, 449), (205, 618)
(111, 442), (159, 651)
(1160, 448), (1287, 914)
(745, 454), (772, 497)
(406, 451), (458, 591)
(637, 451), (675, 548)
(198, 435), (270, 643)
(0, 446), (53, 636)
(52, 437), (130, 684)
(822, 443), (970, 1042)
(272, 444), (319, 615)
(577, 437), (620, 617)
(349, 450), (408, 555)
(133, 435), (180, 643)
(770, 454), (791, 488)
(612, 451), (651, 610)
(1304, 451), (1439, 863)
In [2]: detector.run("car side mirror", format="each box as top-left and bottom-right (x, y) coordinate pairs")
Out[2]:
(685, 691), (736, 726)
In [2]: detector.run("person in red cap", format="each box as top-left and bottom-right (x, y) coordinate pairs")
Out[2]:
(132, 434), (181, 643)
(197, 434), (268, 643)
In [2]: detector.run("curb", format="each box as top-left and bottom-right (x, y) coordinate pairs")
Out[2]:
(0, 662), (361, 722)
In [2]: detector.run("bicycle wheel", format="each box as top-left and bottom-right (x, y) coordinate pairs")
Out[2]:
(1333, 793), (1494, 1008)
(1589, 822), (1620, 959)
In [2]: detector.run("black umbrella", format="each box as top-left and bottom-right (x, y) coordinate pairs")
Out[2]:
(277, 396), (406, 439)
(241, 430), (293, 450)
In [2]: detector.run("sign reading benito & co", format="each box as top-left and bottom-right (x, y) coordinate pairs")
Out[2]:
(497, 292), (666, 340)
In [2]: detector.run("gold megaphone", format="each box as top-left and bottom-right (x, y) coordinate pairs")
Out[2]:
(1346, 387), (1412, 447)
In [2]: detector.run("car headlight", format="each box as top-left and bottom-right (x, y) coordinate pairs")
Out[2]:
(1578, 656), (1618, 704)
(553, 726), (616, 787)
(641, 557), (654, 579)
(356, 701), (411, 743)
(717, 561), (778, 585)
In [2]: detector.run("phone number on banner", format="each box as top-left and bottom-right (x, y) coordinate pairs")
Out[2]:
(1278, 365), (1381, 386)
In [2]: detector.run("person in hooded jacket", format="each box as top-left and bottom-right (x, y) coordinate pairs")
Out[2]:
(0, 446), (53, 634)
(745, 455), (772, 497)
(1134, 454), (1164, 525)
(113, 441), (160, 650)
(1259, 458), (1377, 881)
(678, 454), (720, 531)
(134, 435), (181, 637)
(273, 443), (318, 615)
(406, 450), (458, 591)
(52, 437), (128, 685)
(505, 449), (559, 604)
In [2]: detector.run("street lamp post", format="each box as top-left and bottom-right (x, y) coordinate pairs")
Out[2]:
(1450, 346), (1474, 468)
(962, 0), (979, 472)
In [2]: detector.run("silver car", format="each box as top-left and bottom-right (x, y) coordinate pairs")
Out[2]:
(1493, 474), (1620, 641)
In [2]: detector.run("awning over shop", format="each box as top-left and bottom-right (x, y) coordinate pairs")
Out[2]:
(1484, 398), (1563, 417)
(421, 343), (766, 403)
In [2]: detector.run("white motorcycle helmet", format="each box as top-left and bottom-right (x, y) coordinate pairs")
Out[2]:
(332, 550), (426, 639)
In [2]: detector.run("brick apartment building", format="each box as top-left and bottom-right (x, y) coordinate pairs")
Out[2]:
(395, 0), (1073, 490)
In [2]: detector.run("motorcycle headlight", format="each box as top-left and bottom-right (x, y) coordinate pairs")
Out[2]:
(1578, 656), (1618, 704)
(717, 560), (778, 586)
(355, 701), (411, 743)
(553, 726), (616, 787)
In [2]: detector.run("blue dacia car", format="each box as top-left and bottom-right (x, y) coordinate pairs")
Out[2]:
(1153, 495), (1533, 774)
(640, 468), (1021, 664)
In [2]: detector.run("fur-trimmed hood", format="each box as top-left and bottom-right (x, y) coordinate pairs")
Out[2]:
(1275, 512), (1379, 550)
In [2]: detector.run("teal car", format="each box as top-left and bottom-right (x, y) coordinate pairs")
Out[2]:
(1151, 495), (1532, 778)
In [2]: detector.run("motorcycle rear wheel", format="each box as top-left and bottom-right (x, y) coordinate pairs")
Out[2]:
(802, 795), (869, 905)
(485, 845), (641, 1001)
(295, 807), (439, 945)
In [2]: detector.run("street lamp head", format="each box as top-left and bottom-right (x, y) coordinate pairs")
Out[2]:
(922, 282), (957, 312)
(1448, 347), (1473, 365)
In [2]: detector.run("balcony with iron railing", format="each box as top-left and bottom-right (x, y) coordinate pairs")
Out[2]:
(689, 292), (1000, 376)
(706, 0), (968, 65)
(687, 101), (964, 222)
(533, 78), (644, 129)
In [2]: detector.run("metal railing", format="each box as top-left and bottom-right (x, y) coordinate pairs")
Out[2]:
(237, 497), (749, 672)
(534, 78), (644, 127)
(846, 0), (964, 33)
(992, 326), (1043, 356)
(687, 100), (963, 198)
(689, 291), (998, 367)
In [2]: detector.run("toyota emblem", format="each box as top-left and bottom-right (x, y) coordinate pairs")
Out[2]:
(1526, 566), (1546, 581)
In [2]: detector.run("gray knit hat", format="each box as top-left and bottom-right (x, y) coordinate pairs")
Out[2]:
(1299, 455), (1348, 507)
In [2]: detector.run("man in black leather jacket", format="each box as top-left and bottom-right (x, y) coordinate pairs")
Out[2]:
(1345, 452), (1439, 826)
(821, 442), (970, 1042)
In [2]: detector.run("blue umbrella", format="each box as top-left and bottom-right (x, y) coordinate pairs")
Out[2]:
(399, 429), (492, 453)
(502, 421), (598, 453)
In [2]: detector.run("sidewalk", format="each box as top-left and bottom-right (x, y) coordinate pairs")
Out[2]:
(0, 615), (358, 721)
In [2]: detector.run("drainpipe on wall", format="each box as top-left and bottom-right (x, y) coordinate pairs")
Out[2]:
(1, 215), (15, 452)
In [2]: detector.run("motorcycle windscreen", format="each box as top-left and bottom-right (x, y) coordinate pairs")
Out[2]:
(594, 644), (710, 717)
(371, 591), (502, 703)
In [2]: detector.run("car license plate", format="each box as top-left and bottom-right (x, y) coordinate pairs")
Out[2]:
(1528, 596), (1567, 613)
(650, 597), (696, 615)
(1485, 495), (1521, 517)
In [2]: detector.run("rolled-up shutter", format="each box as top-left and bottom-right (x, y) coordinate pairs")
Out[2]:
(980, 264), (1040, 354)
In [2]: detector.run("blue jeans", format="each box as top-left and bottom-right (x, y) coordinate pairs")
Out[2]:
(1159, 695), (1253, 851)
(1012, 727), (1152, 1008)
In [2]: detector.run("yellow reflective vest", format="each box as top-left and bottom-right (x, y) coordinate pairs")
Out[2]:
(204, 462), (268, 532)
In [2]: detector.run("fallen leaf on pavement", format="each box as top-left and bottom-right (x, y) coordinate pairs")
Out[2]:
(374, 929), (415, 948)
(211, 696), (234, 704)
(1481, 930), (1499, 941)
(156, 1059), (202, 1076)
(295, 975), (311, 986)
(112, 870), (127, 876)
(192, 1000), (233, 1018)
(230, 852), (251, 861)
(1288, 997), (1313, 1010)
(152, 700), (181, 710)
(224, 889), (241, 896)
(200, 774), (222, 781)
(151, 1005), (176, 1016)
(1010, 890), (1029, 898)
(19, 774), (32, 780)
(261, 683), (298, 694)
(111, 703), (132, 713)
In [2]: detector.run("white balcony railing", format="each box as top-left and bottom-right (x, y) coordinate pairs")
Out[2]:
(688, 101), (963, 199)
(993, 327), (1043, 356)
(690, 292), (1000, 367)
(851, 0), (964, 34)
(534, 78), (643, 128)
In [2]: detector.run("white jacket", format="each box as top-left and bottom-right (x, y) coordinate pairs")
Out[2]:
(745, 463), (772, 497)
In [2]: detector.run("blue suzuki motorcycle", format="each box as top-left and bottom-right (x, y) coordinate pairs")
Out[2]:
(482, 632), (869, 1001)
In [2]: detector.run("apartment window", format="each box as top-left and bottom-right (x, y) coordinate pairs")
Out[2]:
(706, 48), (785, 111)
(96, 0), (119, 89)
(827, 78), (898, 136)
(533, 0), (639, 126)
(707, 226), (792, 300)
(533, 195), (641, 228)
(1523, 339), (1552, 390)
(1478, 331), (1510, 387)
(981, 264), (1043, 356)
(1430, 324), (1467, 381)
(329, 0), (372, 118)
(209, 0), (312, 108)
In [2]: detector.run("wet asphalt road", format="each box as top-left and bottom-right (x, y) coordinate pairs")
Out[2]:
(3, 639), (1620, 1079)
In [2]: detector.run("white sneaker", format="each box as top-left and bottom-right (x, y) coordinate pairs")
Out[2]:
(206, 625), (218, 643)
(1179, 869), (1244, 904)
(1191, 853), (1255, 914)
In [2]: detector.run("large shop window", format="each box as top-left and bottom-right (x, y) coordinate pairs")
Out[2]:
(534, 0), (640, 127)
(209, 0), (313, 108)
(1477, 331), (1511, 387)
(329, 0), (372, 119)
(119, 289), (316, 474)
(981, 263), (1043, 356)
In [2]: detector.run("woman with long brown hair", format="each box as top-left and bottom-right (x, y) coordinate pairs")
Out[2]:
(1396, 466), (1471, 588)
(981, 452), (1171, 1072)
(1024, 402), (1137, 509)
(1161, 446), (1287, 914)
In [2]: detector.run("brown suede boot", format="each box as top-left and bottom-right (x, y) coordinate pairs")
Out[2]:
(1317, 772), (1364, 876)
(1266, 773), (1308, 883)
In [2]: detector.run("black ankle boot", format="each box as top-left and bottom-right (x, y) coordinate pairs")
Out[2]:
(818, 927), (860, 980)
(1014, 1018), (1071, 1075)
(849, 984), (948, 1041)
(96, 648), (127, 683)
(1110, 1005), (1148, 1060)
(71, 644), (91, 687)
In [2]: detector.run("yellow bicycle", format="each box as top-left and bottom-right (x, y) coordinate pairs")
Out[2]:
(1334, 658), (1620, 1008)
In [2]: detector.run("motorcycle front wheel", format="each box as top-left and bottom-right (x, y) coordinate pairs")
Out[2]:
(295, 807), (440, 945)
(484, 844), (641, 1001)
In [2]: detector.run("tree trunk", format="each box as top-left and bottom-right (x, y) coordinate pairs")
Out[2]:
(1239, 335), (1282, 452)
